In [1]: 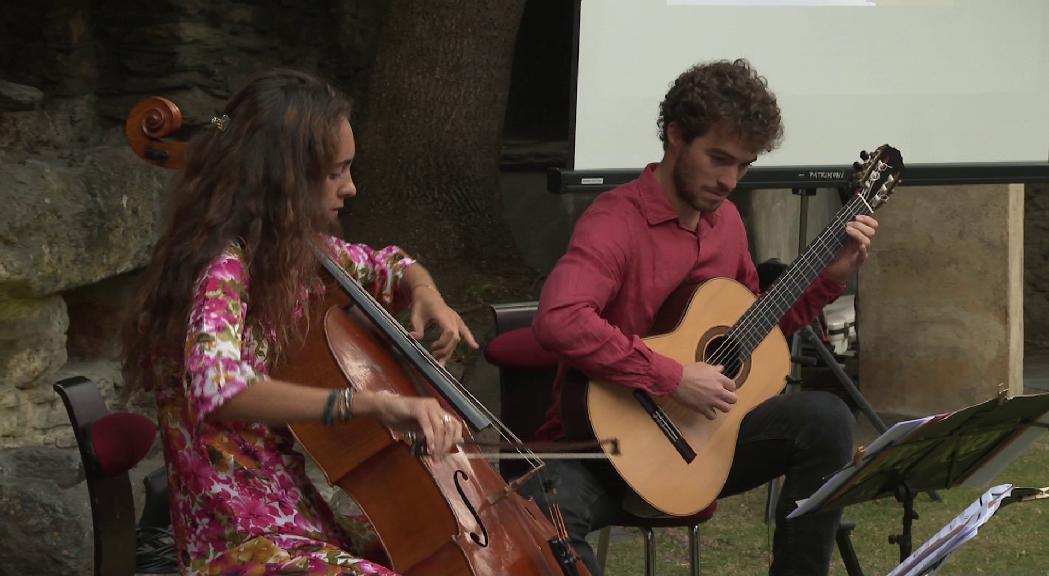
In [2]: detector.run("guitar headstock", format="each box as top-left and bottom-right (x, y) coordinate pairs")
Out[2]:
(851, 144), (904, 212)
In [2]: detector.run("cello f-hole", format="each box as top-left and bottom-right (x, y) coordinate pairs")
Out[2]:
(454, 469), (490, 547)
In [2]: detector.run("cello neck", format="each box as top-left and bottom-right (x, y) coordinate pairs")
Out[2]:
(316, 249), (493, 431)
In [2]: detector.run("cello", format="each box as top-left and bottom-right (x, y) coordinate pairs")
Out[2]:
(124, 96), (592, 576)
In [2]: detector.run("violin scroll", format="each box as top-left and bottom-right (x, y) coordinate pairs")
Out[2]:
(124, 96), (185, 169)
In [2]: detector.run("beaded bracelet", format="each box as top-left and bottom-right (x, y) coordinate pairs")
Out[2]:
(335, 387), (353, 423)
(323, 387), (355, 427)
(321, 389), (339, 427)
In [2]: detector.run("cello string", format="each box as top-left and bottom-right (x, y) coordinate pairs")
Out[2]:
(318, 253), (504, 421)
(317, 251), (545, 469)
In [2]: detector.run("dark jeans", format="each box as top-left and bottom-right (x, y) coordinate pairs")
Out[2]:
(519, 391), (855, 576)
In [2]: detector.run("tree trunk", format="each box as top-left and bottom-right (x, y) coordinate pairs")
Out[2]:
(346, 0), (530, 301)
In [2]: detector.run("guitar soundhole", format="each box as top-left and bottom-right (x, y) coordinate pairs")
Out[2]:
(700, 335), (744, 380)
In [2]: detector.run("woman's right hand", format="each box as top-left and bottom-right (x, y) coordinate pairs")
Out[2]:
(359, 392), (462, 459)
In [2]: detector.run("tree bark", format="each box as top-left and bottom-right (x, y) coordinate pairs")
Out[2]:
(346, 0), (530, 299)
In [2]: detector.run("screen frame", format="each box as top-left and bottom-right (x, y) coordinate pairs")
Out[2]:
(564, 0), (1049, 188)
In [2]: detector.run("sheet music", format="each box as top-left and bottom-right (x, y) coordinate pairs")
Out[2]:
(788, 415), (938, 519)
(886, 484), (1012, 576)
(961, 413), (1049, 488)
(790, 393), (1049, 520)
(862, 415), (938, 455)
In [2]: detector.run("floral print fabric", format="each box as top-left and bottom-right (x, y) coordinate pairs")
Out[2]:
(156, 236), (413, 575)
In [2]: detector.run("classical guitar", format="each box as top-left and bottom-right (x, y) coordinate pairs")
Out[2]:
(576, 145), (904, 516)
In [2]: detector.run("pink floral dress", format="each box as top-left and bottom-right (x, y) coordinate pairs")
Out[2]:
(156, 236), (412, 576)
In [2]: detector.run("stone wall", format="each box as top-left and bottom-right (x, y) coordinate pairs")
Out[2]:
(0, 0), (384, 448)
(859, 184), (1025, 416)
(0, 3), (383, 573)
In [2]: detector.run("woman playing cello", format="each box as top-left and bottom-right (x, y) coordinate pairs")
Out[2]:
(121, 69), (476, 575)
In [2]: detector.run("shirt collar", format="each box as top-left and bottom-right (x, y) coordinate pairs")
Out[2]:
(637, 163), (721, 228)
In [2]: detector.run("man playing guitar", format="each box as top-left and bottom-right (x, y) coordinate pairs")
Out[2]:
(521, 59), (879, 576)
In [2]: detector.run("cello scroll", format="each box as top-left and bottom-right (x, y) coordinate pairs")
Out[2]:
(124, 96), (185, 168)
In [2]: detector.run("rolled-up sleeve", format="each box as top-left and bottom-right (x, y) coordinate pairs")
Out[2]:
(183, 251), (260, 427)
(324, 236), (415, 310)
(534, 207), (683, 396)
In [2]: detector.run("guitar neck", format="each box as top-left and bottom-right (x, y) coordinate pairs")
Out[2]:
(731, 195), (872, 357)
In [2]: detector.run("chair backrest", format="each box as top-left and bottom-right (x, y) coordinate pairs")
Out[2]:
(486, 302), (564, 478)
(488, 301), (542, 335)
(54, 376), (146, 576)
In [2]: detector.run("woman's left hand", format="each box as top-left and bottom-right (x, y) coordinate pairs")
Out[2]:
(409, 288), (479, 364)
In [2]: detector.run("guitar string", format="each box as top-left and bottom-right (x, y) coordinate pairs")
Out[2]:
(726, 159), (898, 358)
(710, 169), (896, 370)
(718, 201), (857, 363)
(732, 175), (894, 354)
(704, 192), (869, 368)
(707, 168), (896, 368)
(731, 196), (863, 351)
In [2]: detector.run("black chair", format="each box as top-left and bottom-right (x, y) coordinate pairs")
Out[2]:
(484, 301), (559, 479)
(54, 376), (162, 576)
(485, 303), (714, 575)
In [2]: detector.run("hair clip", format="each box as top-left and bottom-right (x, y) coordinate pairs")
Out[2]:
(210, 114), (230, 132)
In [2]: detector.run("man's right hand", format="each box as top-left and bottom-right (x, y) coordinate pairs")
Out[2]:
(671, 363), (737, 420)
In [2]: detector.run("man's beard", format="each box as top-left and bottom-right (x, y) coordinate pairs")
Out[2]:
(672, 155), (720, 213)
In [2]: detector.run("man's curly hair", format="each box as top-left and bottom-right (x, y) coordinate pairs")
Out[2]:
(658, 59), (783, 153)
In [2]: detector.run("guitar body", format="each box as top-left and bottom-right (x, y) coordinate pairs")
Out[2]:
(583, 277), (790, 516)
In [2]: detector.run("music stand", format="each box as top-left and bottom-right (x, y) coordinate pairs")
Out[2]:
(789, 391), (1049, 566)
(762, 187), (901, 576)
(789, 187), (889, 434)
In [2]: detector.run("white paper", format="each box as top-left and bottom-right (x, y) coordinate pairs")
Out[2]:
(886, 484), (1012, 576)
(789, 415), (937, 519)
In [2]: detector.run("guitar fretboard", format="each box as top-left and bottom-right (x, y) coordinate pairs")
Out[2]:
(728, 195), (871, 358)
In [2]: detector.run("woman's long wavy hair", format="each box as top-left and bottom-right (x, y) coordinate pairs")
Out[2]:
(122, 69), (352, 393)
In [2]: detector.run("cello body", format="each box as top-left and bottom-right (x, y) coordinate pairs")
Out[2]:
(276, 282), (586, 576)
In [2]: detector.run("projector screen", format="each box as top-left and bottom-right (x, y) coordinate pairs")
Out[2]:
(573, 0), (1049, 170)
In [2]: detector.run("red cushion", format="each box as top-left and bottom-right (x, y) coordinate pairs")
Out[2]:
(484, 327), (559, 369)
(89, 412), (157, 477)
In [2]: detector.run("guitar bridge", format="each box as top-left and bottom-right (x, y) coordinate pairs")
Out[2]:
(632, 390), (696, 463)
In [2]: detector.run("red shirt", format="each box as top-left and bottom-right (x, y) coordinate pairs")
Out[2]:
(532, 164), (844, 441)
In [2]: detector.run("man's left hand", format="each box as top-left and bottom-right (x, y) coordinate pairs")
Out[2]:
(409, 289), (479, 364)
(824, 214), (878, 283)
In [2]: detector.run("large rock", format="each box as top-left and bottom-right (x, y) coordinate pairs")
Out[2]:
(0, 97), (100, 155)
(0, 447), (91, 576)
(0, 296), (68, 446)
(0, 146), (167, 298)
(0, 293), (68, 341)
(0, 80), (44, 112)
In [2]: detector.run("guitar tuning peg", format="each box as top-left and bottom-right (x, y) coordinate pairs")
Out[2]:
(853, 161), (862, 170)
(859, 150), (869, 160)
